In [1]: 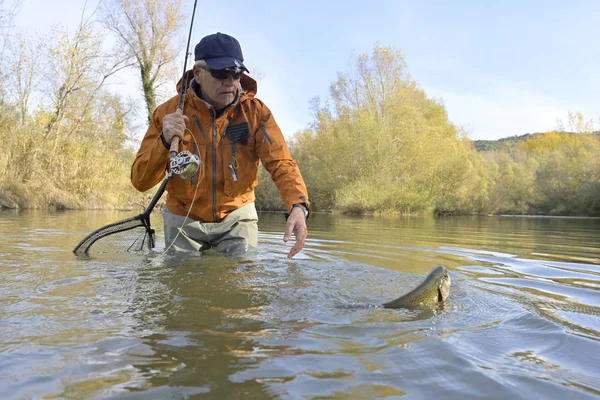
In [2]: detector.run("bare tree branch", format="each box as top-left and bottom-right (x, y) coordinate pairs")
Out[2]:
(100, 0), (184, 125)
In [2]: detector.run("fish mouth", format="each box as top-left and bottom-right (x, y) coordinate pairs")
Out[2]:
(438, 287), (443, 302)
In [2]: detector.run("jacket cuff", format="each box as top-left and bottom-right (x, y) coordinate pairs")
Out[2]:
(285, 203), (309, 221)
(160, 131), (170, 149)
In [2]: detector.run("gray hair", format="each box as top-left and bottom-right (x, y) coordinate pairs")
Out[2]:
(194, 60), (209, 69)
(193, 60), (209, 84)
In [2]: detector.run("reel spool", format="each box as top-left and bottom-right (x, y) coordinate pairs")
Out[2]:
(170, 150), (201, 179)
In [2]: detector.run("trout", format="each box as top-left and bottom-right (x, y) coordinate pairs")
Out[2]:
(382, 265), (451, 309)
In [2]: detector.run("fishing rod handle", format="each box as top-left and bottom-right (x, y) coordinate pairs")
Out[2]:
(170, 136), (180, 154)
(169, 108), (184, 155)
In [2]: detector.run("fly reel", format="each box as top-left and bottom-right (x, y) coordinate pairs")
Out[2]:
(170, 150), (201, 179)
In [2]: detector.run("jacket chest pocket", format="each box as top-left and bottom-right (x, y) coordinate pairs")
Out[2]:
(221, 140), (257, 197)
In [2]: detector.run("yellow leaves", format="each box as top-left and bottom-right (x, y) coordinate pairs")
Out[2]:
(522, 131), (570, 154)
(285, 41), (600, 216)
(31, 108), (53, 129)
(1, 114), (137, 208)
(330, 44), (411, 117)
(287, 43), (470, 214)
(556, 111), (595, 134)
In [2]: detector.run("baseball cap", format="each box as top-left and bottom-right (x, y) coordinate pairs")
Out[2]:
(194, 32), (249, 73)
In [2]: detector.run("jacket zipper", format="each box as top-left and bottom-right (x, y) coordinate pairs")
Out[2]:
(206, 99), (237, 222)
(229, 143), (238, 182)
(192, 114), (204, 187)
(261, 124), (273, 144)
(220, 121), (237, 182)
(211, 117), (217, 221)
(193, 115), (206, 138)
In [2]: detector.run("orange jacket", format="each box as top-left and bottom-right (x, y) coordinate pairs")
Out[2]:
(131, 72), (309, 222)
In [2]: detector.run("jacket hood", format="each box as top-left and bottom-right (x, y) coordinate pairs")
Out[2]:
(176, 69), (258, 99)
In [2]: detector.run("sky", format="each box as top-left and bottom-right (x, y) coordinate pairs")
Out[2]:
(11, 0), (600, 141)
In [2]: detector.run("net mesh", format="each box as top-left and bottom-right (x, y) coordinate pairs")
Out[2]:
(73, 214), (155, 256)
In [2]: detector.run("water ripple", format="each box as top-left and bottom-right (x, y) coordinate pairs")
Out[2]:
(1, 211), (599, 398)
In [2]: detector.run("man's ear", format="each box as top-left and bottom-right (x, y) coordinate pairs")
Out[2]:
(192, 65), (203, 83)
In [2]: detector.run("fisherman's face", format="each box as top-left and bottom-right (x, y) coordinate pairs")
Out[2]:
(194, 65), (241, 110)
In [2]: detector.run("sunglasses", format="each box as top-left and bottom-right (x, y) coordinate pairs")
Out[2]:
(202, 66), (243, 81)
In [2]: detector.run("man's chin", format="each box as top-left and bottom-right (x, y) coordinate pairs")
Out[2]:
(217, 95), (235, 107)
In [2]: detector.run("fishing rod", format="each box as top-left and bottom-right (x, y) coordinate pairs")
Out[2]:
(169, 0), (200, 180)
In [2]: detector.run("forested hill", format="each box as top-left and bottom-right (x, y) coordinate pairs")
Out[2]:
(473, 133), (545, 151)
(473, 131), (600, 151)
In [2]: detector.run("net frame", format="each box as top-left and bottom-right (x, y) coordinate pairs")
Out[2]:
(73, 178), (168, 256)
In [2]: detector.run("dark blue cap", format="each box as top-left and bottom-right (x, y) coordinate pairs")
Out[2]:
(194, 32), (249, 72)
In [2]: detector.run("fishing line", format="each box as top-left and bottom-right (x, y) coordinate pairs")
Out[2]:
(155, 0), (204, 258)
(162, 126), (204, 255)
(71, 0), (200, 258)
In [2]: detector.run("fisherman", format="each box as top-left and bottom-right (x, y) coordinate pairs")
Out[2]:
(130, 32), (309, 258)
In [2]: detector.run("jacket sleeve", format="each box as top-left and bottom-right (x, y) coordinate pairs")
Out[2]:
(255, 102), (310, 211)
(130, 106), (170, 192)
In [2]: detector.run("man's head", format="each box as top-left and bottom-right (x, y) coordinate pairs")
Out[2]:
(193, 33), (249, 109)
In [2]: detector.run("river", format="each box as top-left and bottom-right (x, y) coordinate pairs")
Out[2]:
(1, 210), (599, 399)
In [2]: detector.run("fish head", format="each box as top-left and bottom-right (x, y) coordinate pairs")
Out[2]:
(436, 265), (451, 302)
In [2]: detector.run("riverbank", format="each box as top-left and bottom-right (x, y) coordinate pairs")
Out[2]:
(2, 196), (598, 219)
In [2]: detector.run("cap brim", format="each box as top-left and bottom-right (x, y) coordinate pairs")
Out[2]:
(204, 57), (249, 73)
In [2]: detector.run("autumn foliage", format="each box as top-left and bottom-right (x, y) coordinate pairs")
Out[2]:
(257, 46), (600, 216)
(1, 1), (598, 216)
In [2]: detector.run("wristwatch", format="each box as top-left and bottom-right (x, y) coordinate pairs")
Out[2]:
(293, 203), (309, 219)
(285, 203), (309, 221)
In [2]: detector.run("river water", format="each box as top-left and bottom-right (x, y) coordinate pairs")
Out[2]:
(1, 210), (599, 399)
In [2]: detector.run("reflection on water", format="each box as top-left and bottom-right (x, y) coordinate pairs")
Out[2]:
(0, 210), (599, 399)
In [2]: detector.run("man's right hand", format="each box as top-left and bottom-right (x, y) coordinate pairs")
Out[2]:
(162, 111), (189, 144)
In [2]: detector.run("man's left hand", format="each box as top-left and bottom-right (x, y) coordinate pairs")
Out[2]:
(283, 207), (308, 258)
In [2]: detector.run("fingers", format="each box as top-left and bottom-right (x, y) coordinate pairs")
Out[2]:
(287, 224), (307, 258)
(163, 112), (188, 143)
(169, 117), (187, 138)
(284, 211), (308, 258)
(283, 219), (294, 243)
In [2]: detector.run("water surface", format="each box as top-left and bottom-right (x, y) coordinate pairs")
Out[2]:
(1, 210), (599, 399)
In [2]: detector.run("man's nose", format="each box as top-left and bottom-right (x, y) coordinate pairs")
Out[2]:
(223, 75), (235, 85)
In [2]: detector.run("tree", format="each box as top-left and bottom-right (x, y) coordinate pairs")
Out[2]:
(292, 44), (471, 214)
(329, 44), (410, 121)
(0, 2), (144, 210)
(4, 32), (41, 123)
(0, 0), (18, 93)
(42, 9), (130, 141)
(556, 111), (595, 134)
(100, 0), (185, 125)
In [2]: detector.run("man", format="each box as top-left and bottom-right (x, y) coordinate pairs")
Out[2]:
(131, 32), (309, 258)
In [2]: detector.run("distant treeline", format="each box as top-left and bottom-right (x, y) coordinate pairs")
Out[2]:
(473, 131), (600, 152)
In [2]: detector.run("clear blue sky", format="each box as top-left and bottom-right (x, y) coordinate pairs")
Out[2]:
(13, 0), (600, 140)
